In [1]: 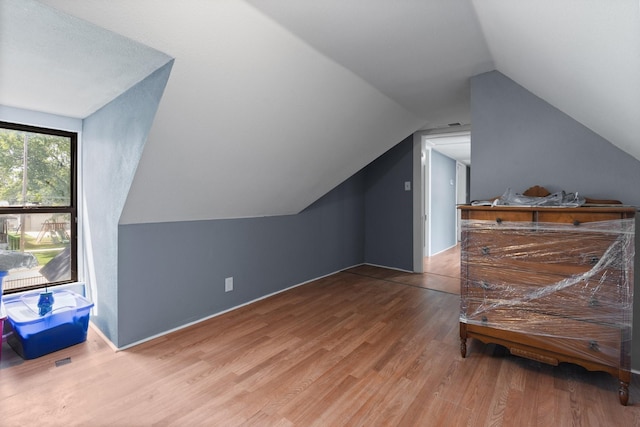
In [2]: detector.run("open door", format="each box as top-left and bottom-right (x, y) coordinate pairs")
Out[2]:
(413, 129), (470, 272)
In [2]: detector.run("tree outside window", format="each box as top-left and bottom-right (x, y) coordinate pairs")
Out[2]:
(0, 122), (77, 293)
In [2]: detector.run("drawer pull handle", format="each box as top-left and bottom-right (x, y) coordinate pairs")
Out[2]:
(481, 316), (488, 324)
(481, 282), (491, 290)
(481, 247), (490, 255)
(573, 219), (581, 226)
(589, 256), (599, 265)
(588, 298), (600, 307)
(496, 217), (503, 224)
(589, 340), (600, 352)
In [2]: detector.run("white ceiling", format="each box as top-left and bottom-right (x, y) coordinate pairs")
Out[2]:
(425, 133), (471, 166)
(0, 0), (171, 118)
(3, 0), (639, 221)
(246, 0), (494, 129)
(473, 0), (640, 162)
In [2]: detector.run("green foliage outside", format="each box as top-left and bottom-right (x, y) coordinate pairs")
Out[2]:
(0, 128), (71, 206)
(1, 128), (72, 275)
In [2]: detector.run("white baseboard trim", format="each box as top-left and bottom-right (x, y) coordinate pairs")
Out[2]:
(362, 262), (414, 274)
(429, 243), (457, 257)
(111, 264), (362, 351)
(89, 321), (118, 352)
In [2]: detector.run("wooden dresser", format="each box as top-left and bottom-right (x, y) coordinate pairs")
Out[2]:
(459, 205), (635, 405)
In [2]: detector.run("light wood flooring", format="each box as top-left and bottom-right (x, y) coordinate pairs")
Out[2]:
(1, 250), (640, 426)
(346, 245), (461, 296)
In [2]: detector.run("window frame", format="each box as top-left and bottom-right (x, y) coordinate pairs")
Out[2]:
(0, 120), (78, 293)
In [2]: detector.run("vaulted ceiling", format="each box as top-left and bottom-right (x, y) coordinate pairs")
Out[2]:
(2, 0), (639, 222)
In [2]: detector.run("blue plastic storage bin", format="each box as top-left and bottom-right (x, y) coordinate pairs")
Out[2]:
(4, 289), (94, 359)
(0, 270), (8, 304)
(0, 303), (6, 362)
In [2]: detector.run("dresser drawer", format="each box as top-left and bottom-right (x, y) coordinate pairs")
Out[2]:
(464, 262), (587, 287)
(537, 211), (622, 225)
(465, 228), (618, 268)
(463, 268), (628, 323)
(462, 308), (622, 367)
(463, 296), (626, 328)
(465, 209), (534, 223)
(464, 267), (623, 296)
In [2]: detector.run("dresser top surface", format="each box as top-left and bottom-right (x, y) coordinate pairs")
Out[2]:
(458, 204), (637, 214)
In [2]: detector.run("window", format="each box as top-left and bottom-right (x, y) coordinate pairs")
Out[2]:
(0, 121), (77, 294)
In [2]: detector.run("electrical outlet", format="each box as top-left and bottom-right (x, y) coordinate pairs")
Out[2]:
(225, 277), (233, 292)
(404, 181), (411, 191)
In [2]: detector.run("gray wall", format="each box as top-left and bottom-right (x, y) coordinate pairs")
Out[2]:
(470, 70), (640, 205)
(82, 62), (173, 345)
(430, 150), (457, 254)
(364, 135), (414, 271)
(117, 173), (365, 347)
(116, 133), (417, 347)
(470, 70), (640, 370)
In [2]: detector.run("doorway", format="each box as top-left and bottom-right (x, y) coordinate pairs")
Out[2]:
(412, 129), (470, 272)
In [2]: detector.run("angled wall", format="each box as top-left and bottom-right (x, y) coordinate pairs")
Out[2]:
(115, 132), (420, 348)
(117, 173), (365, 347)
(82, 62), (172, 344)
(470, 71), (640, 205)
(46, 0), (423, 224)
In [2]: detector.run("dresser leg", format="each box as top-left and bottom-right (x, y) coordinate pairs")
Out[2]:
(459, 322), (467, 358)
(619, 380), (629, 406)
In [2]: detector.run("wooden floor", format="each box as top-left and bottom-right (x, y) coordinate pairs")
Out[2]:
(346, 245), (461, 296)
(1, 255), (640, 426)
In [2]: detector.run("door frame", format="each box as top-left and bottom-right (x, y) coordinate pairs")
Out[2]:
(412, 127), (471, 272)
(412, 133), (424, 272)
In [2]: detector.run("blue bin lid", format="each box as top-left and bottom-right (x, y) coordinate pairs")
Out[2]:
(4, 289), (93, 324)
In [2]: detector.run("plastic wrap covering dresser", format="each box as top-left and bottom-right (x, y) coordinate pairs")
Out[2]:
(458, 205), (635, 405)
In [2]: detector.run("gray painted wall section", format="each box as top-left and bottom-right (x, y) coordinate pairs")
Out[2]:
(470, 70), (640, 370)
(117, 174), (365, 347)
(364, 136), (414, 271)
(470, 71), (640, 205)
(430, 150), (456, 254)
(116, 133), (419, 348)
(82, 62), (173, 344)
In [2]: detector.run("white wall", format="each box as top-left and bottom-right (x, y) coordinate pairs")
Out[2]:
(0, 105), (82, 132)
(42, 0), (424, 224)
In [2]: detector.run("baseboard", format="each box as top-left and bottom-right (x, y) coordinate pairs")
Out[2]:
(429, 243), (458, 257)
(112, 264), (362, 351)
(88, 321), (118, 352)
(362, 262), (414, 274)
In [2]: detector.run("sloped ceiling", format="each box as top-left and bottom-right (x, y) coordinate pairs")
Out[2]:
(246, 0), (494, 128)
(5, 0), (640, 222)
(472, 0), (640, 162)
(0, 0), (172, 118)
